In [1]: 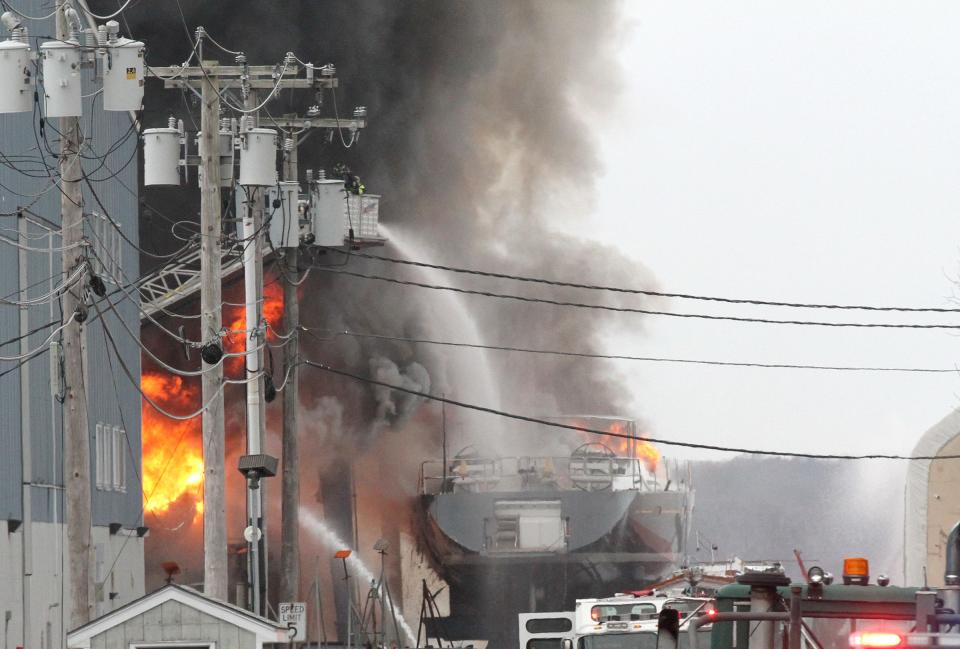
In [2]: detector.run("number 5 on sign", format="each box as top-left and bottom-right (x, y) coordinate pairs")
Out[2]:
(279, 602), (307, 641)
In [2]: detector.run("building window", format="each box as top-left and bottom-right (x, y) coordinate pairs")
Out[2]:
(95, 423), (126, 492)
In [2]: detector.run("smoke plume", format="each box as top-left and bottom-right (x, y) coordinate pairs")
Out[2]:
(123, 0), (660, 605)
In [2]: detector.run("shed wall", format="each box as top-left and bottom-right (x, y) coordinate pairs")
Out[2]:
(87, 600), (257, 649)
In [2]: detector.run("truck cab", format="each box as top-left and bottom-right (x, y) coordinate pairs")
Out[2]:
(688, 561), (920, 649)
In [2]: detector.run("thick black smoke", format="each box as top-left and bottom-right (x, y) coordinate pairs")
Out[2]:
(121, 0), (661, 605)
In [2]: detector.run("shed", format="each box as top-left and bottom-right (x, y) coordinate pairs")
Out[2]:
(67, 584), (290, 649)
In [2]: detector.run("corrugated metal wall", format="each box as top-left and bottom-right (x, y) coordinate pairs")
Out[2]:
(0, 1), (142, 529)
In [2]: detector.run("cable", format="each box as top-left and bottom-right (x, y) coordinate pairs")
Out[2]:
(96, 310), (227, 420)
(330, 86), (357, 149)
(303, 359), (960, 461)
(81, 168), (194, 260)
(0, 264), (85, 307)
(313, 328), (958, 374)
(329, 249), (960, 314)
(0, 312), (75, 362)
(77, 0), (136, 21)
(0, 318), (57, 350)
(217, 59), (290, 114)
(2, 1), (59, 20)
(312, 267), (960, 330)
(202, 29), (242, 55)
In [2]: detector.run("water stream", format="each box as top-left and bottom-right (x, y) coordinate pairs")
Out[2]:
(376, 223), (503, 441)
(301, 509), (418, 646)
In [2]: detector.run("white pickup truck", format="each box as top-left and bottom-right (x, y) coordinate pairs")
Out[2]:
(519, 595), (713, 649)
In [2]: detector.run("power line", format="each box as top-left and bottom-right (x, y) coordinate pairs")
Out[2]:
(329, 248), (960, 314)
(303, 359), (960, 461)
(313, 267), (960, 330)
(311, 328), (958, 374)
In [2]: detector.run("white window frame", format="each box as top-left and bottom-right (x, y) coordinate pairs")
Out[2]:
(95, 423), (126, 492)
(95, 423), (106, 489)
(112, 425), (126, 493)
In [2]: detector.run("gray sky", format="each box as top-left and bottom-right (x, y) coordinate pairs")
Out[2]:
(581, 2), (960, 459)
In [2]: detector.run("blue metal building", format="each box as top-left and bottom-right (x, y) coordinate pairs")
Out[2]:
(0, 3), (145, 648)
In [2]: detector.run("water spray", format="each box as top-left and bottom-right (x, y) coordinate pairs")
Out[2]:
(302, 510), (417, 646)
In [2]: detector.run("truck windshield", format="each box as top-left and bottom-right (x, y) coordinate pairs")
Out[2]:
(591, 603), (659, 622)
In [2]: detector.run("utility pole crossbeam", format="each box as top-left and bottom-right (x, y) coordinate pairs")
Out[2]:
(199, 60), (228, 602)
(58, 0), (93, 629)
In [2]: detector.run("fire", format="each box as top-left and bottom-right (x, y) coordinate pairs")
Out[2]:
(608, 420), (660, 472)
(575, 419), (661, 472)
(223, 281), (285, 377)
(141, 372), (204, 522)
(140, 281), (285, 525)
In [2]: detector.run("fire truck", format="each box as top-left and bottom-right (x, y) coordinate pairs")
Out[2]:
(519, 594), (713, 649)
(679, 550), (960, 649)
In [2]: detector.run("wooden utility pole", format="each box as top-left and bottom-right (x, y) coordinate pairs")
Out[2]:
(279, 141), (300, 604)
(147, 48), (366, 611)
(199, 60), (228, 602)
(58, 0), (93, 629)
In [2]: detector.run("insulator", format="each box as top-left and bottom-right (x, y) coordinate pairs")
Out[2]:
(200, 342), (223, 365)
(89, 275), (107, 298)
(317, 169), (326, 180)
(167, 116), (176, 129)
(283, 137), (294, 152)
(264, 375), (277, 403)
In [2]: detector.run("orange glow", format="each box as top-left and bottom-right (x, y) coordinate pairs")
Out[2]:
(222, 281), (285, 377)
(843, 557), (870, 577)
(140, 281), (285, 524)
(576, 420), (660, 472)
(141, 371), (204, 522)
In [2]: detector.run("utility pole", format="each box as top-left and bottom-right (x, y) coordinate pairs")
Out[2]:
(199, 58), (228, 602)
(279, 137), (300, 605)
(57, 0), (92, 629)
(241, 85), (268, 616)
(147, 47), (367, 614)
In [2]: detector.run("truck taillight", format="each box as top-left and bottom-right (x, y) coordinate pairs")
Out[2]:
(850, 632), (903, 648)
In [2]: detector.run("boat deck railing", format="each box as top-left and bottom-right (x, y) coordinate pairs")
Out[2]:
(419, 454), (677, 495)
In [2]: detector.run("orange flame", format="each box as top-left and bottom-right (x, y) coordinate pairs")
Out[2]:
(141, 372), (204, 522)
(223, 282), (285, 377)
(140, 281), (285, 524)
(576, 419), (661, 472)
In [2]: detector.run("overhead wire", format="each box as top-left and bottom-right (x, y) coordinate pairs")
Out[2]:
(303, 360), (960, 461)
(0, 311), (75, 362)
(1, 1), (59, 21)
(313, 266), (960, 330)
(329, 249), (960, 314)
(77, 0), (136, 21)
(307, 328), (959, 374)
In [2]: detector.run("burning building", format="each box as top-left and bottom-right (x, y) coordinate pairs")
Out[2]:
(127, 0), (670, 645)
